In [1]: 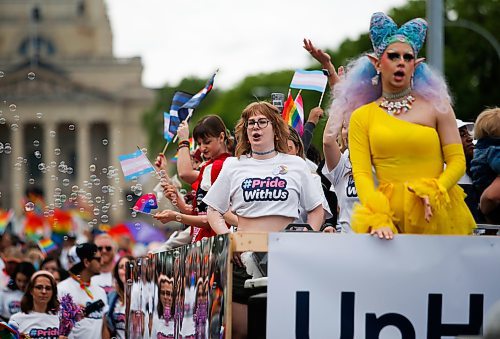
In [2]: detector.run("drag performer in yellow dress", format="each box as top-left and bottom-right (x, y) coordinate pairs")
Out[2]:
(328, 12), (475, 238)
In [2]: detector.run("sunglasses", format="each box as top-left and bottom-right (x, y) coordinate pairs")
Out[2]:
(97, 246), (113, 252)
(387, 52), (415, 62)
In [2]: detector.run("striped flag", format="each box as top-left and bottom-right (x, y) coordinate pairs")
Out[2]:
(290, 94), (305, 136)
(281, 94), (296, 123)
(290, 70), (328, 93)
(0, 209), (13, 235)
(118, 149), (155, 181)
(38, 238), (58, 256)
(165, 72), (217, 142)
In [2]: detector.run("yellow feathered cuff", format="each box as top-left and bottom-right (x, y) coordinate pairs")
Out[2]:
(351, 191), (398, 234)
(408, 178), (451, 212)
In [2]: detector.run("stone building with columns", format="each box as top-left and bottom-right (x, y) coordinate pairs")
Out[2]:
(0, 0), (154, 223)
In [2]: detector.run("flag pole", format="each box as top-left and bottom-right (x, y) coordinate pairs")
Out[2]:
(318, 88), (327, 107)
(161, 141), (170, 155)
(294, 89), (302, 101)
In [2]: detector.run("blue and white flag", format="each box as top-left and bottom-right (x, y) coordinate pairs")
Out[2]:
(289, 69), (328, 93)
(163, 72), (217, 141)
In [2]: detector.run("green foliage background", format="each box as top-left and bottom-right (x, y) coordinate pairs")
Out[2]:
(143, 0), (499, 159)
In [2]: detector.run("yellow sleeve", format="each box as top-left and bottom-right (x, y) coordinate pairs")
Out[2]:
(438, 143), (466, 190)
(348, 107), (398, 233)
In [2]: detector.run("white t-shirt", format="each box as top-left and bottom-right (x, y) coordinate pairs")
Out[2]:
(152, 313), (175, 338)
(322, 150), (359, 233)
(0, 288), (23, 320)
(203, 153), (323, 219)
(295, 166), (333, 224)
(9, 312), (59, 339)
(57, 277), (109, 339)
(91, 271), (114, 296)
(110, 300), (126, 339)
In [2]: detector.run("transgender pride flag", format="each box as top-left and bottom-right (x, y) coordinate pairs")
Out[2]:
(118, 149), (155, 181)
(290, 70), (328, 93)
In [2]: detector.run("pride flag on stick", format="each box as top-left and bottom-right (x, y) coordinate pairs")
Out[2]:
(118, 148), (156, 181)
(38, 238), (58, 256)
(282, 90), (305, 136)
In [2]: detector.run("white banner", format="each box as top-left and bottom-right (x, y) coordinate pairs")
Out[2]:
(267, 234), (500, 339)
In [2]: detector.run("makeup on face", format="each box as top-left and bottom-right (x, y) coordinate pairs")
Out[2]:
(385, 50), (415, 62)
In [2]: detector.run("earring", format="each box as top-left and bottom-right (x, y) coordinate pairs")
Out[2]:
(410, 74), (414, 88)
(371, 70), (380, 86)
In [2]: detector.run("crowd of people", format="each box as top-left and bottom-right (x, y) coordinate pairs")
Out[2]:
(0, 11), (499, 339)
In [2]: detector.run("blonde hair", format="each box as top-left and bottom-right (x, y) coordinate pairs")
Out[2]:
(474, 107), (500, 139)
(234, 102), (289, 157)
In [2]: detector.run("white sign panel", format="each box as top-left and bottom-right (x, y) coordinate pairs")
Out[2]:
(267, 234), (500, 339)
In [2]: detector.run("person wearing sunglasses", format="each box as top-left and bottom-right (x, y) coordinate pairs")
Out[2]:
(57, 242), (109, 339)
(328, 12), (475, 239)
(9, 270), (66, 338)
(91, 234), (117, 296)
(203, 101), (324, 338)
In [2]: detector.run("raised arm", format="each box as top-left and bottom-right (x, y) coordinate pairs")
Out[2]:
(303, 38), (340, 87)
(176, 121), (199, 184)
(323, 107), (342, 172)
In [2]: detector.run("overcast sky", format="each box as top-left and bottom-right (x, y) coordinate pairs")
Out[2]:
(104, 0), (407, 89)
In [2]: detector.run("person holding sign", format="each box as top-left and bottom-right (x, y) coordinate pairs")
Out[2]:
(330, 12), (475, 238)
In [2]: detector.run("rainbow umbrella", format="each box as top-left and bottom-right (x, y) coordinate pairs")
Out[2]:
(108, 221), (166, 245)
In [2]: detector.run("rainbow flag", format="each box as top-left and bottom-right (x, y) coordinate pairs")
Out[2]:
(290, 93), (304, 136)
(38, 238), (58, 256)
(133, 193), (158, 214)
(0, 210), (13, 235)
(282, 93), (305, 136)
(49, 209), (74, 245)
(24, 213), (45, 241)
(281, 94), (296, 123)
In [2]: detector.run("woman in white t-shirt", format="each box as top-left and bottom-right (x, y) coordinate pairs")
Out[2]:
(103, 255), (134, 339)
(8, 270), (66, 339)
(203, 101), (324, 338)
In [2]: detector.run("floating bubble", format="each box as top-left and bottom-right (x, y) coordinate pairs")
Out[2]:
(180, 189), (187, 195)
(49, 130), (56, 137)
(24, 202), (35, 212)
(131, 211), (137, 218)
(93, 178), (101, 186)
(175, 214), (182, 222)
(33, 140), (40, 147)
(89, 164), (96, 172)
(13, 115), (19, 121)
(68, 124), (75, 131)
(93, 208), (100, 215)
(10, 123), (18, 131)
(66, 167), (73, 174)
(101, 167), (108, 174)
(50, 161), (56, 168)
(9, 104), (16, 111)
(54, 188), (62, 195)
(51, 175), (57, 181)
(126, 279), (133, 286)
(171, 199), (177, 206)
(34, 150), (41, 159)
(0, 71), (4, 77)
(95, 196), (102, 204)
(118, 199), (124, 205)
(54, 148), (61, 156)
(38, 163), (45, 170)
(101, 215), (108, 223)
(62, 179), (70, 186)
(0, 118), (5, 124)
(36, 112), (43, 119)
(134, 222), (141, 230)
(72, 185), (79, 192)
(4, 144), (12, 154)
(102, 139), (108, 146)
(27, 72), (36, 80)
(126, 194), (133, 201)
(28, 178), (35, 184)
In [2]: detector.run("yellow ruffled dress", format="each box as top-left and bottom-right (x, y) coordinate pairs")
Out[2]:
(348, 102), (476, 234)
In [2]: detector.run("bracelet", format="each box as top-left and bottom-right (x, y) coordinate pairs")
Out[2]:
(178, 140), (190, 146)
(177, 144), (190, 151)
